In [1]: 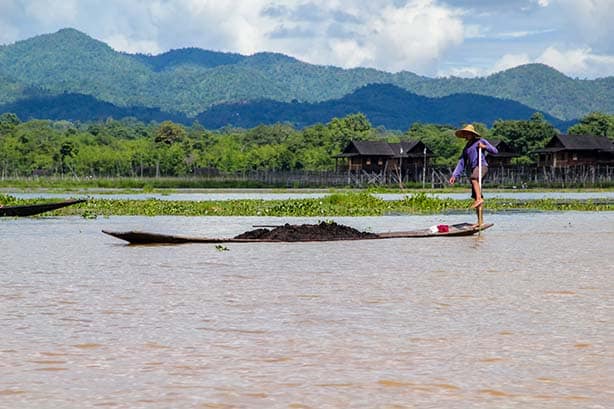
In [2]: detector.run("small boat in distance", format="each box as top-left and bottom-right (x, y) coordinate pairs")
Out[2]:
(0, 199), (86, 217)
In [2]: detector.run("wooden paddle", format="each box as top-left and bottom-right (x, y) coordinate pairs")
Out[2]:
(478, 145), (484, 233)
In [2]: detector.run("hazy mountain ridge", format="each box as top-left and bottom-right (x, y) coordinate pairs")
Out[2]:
(196, 83), (571, 130)
(0, 28), (612, 124)
(0, 92), (188, 124)
(0, 83), (572, 131)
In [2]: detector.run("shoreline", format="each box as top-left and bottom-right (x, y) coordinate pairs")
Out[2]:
(2, 186), (614, 194)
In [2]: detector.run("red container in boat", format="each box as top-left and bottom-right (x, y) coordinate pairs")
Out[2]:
(437, 224), (449, 233)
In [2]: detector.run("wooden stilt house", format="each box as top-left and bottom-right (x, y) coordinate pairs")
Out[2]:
(487, 139), (519, 166)
(335, 140), (433, 180)
(388, 141), (432, 175)
(335, 141), (394, 173)
(535, 134), (614, 167)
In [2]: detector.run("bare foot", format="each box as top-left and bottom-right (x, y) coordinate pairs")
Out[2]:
(471, 198), (484, 209)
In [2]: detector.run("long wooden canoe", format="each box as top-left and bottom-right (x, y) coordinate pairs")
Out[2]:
(102, 223), (494, 245)
(0, 199), (86, 217)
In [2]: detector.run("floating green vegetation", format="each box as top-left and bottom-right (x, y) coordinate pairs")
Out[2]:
(0, 193), (20, 206)
(2, 192), (612, 217)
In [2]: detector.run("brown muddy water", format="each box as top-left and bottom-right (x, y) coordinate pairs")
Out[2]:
(1, 213), (612, 408)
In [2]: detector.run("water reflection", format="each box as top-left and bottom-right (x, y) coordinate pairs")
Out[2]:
(1, 212), (612, 408)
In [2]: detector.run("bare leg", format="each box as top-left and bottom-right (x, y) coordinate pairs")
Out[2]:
(470, 179), (484, 208)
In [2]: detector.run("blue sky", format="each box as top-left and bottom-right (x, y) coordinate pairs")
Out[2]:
(1, 0), (612, 78)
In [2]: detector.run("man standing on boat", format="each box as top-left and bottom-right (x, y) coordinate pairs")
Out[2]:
(448, 124), (498, 224)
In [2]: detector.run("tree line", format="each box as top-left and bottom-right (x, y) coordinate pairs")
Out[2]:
(0, 111), (612, 178)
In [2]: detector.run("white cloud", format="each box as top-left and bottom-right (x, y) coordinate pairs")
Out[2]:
(365, 1), (464, 72)
(537, 46), (614, 78)
(551, 0), (614, 51)
(463, 24), (487, 39)
(104, 0), (271, 55)
(494, 29), (555, 39)
(22, 0), (78, 25)
(492, 53), (531, 72)
(438, 53), (531, 78)
(328, 39), (374, 69)
(0, 0), (21, 44)
(441, 46), (614, 79)
(441, 66), (486, 78)
(259, 0), (465, 73)
(0, 0), (79, 44)
(0, 0), (549, 76)
(119, 0), (463, 74)
(103, 34), (162, 55)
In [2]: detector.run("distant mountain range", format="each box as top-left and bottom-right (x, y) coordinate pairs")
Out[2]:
(196, 84), (573, 130)
(0, 85), (573, 131)
(0, 28), (612, 130)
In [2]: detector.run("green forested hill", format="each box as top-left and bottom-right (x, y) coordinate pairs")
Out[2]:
(0, 92), (188, 124)
(0, 29), (154, 108)
(412, 64), (614, 120)
(0, 73), (27, 105)
(0, 28), (612, 121)
(196, 83), (571, 130)
(1, 84), (571, 131)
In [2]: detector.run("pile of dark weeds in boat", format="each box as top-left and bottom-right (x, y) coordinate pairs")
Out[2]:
(233, 222), (378, 242)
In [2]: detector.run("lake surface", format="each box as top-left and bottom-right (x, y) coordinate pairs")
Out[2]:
(1, 212), (612, 408)
(7, 190), (614, 201)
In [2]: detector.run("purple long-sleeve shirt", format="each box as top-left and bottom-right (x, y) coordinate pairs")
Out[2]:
(452, 138), (498, 179)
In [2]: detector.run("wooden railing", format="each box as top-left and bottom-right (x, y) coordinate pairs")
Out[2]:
(4, 165), (614, 188)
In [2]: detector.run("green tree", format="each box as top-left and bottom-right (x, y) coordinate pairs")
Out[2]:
(327, 113), (372, 153)
(245, 144), (294, 170)
(491, 113), (557, 161)
(298, 146), (332, 170)
(12, 120), (60, 174)
(405, 123), (460, 165)
(0, 113), (20, 137)
(151, 121), (187, 176)
(202, 134), (247, 172)
(0, 134), (21, 177)
(567, 112), (614, 138)
(244, 124), (296, 147)
(59, 140), (78, 175)
(154, 121), (186, 145)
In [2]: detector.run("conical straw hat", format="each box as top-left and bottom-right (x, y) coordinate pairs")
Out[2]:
(455, 124), (481, 138)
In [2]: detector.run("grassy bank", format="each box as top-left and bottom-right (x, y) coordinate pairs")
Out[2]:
(2, 192), (613, 217)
